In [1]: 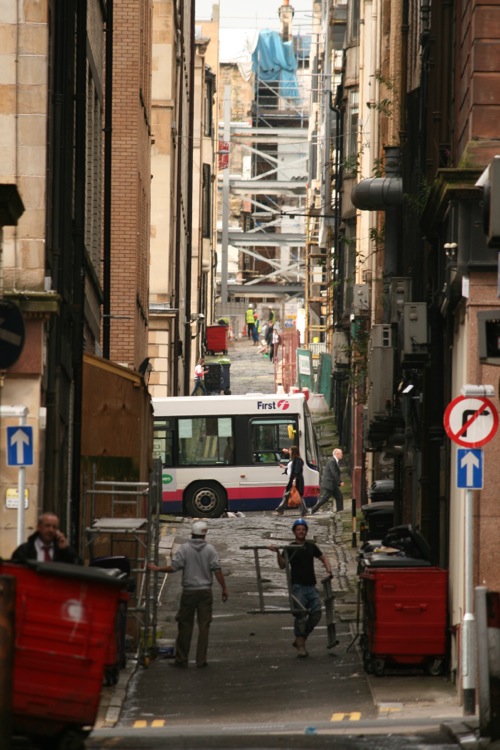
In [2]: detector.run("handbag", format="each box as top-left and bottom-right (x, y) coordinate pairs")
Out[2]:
(287, 485), (302, 508)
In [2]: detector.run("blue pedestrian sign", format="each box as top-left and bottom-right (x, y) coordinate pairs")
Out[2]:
(6, 426), (34, 467)
(457, 448), (483, 489)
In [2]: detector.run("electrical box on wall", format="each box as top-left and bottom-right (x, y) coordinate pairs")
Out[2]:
(371, 324), (392, 348)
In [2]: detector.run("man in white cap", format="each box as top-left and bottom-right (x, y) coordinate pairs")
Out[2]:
(148, 520), (228, 668)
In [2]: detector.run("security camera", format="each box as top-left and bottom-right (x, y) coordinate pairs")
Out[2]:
(190, 313), (205, 321)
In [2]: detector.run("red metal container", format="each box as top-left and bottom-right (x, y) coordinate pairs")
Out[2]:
(2, 560), (124, 747)
(205, 324), (228, 355)
(361, 565), (448, 675)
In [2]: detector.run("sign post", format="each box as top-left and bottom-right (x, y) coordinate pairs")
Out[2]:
(444, 385), (498, 716)
(1, 406), (31, 545)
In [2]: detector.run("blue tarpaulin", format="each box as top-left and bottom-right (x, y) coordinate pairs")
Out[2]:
(252, 29), (299, 101)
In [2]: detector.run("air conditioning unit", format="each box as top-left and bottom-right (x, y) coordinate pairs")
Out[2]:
(402, 302), (427, 355)
(352, 284), (370, 314)
(390, 277), (412, 323)
(367, 345), (394, 421)
(331, 331), (349, 367)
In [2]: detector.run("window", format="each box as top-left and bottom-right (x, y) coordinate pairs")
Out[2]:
(250, 418), (298, 464)
(202, 164), (211, 238)
(177, 417), (233, 466)
(153, 419), (175, 468)
(348, 90), (359, 158)
(348, 0), (360, 43)
(204, 72), (215, 137)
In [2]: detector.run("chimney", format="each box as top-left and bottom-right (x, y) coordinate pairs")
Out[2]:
(279, 1), (294, 42)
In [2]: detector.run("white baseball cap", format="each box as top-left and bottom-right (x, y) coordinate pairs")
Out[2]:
(192, 521), (208, 536)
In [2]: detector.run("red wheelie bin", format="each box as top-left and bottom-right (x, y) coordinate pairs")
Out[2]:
(205, 324), (228, 355)
(358, 526), (448, 676)
(2, 559), (125, 749)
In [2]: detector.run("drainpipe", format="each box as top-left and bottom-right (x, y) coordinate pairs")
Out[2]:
(103, 0), (113, 359)
(172, 5), (183, 395)
(183, 0), (196, 396)
(70, 0), (88, 551)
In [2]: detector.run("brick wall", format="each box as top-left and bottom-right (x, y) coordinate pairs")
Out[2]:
(109, 0), (152, 368)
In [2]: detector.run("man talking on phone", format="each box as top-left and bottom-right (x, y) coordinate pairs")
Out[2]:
(11, 512), (81, 564)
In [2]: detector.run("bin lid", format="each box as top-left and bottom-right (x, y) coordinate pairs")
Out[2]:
(381, 524), (431, 561)
(361, 554), (432, 569)
(205, 356), (231, 364)
(361, 501), (394, 514)
(13, 560), (127, 585)
(368, 479), (394, 495)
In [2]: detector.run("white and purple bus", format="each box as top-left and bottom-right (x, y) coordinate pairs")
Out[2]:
(152, 393), (321, 517)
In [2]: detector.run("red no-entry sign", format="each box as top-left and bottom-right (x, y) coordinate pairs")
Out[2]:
(444, 395), (499, 447)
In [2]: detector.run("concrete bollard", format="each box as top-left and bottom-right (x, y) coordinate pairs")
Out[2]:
(0, 576), (16, 749)
(351, 497), (357, 548)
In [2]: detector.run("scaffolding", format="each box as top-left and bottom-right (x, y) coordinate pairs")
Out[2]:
(81, 461), (162, 665)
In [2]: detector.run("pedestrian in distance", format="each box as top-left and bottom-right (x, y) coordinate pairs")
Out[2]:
(191, 357), (209, 396)
(245, 303), (255, 340)
(311, 447), (344, 514)
(147, 520), (228, 668)
(252, 313), (260, 345)
(270, 327), (281, 362)
(11, 512), (81, 564)
(274, 445), (308, 516)
(268, 518), (332, 657)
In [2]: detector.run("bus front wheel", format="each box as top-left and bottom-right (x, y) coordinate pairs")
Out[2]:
(185, 482), (226, 518)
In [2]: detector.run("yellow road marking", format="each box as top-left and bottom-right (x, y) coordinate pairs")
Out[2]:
(152, 720), (166, 727)
(133, 720), (148, 728)
(133, 719), (166, 728)
(330, 712), (361, 721)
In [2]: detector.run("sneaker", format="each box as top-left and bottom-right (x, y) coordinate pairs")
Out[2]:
(297, 646), (308, 658)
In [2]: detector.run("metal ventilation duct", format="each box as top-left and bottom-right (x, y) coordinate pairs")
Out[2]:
(351, 177), (403, 210)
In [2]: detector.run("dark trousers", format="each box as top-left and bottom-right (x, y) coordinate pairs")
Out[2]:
(314, 485), (344, 512)
(175, 588), (213, 666)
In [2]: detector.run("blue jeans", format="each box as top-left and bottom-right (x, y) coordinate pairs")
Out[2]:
(191, 378), (207, 396)
(291, 584), (322, 639)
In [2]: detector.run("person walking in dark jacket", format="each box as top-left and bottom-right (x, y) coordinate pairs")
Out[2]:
(311, 448), (344, 514)
(275, 445), (308, 516)
(11, 512), (81, 564)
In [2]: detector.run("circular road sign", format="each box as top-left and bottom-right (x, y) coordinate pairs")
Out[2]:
(0, 300), (25, 369)
(444, 395), (499, 447)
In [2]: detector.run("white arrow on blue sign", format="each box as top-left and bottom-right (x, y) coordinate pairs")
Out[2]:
(457, 448), (483, 489)
(6, 426), (34, 467)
